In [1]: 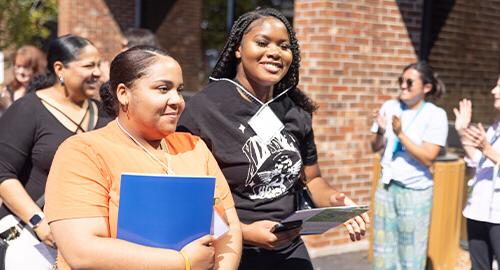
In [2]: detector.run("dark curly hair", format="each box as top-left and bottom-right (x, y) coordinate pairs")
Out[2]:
(211, 7), (317, 113)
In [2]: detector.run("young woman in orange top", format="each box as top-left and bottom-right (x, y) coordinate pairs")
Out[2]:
(45, 46), (242, 270)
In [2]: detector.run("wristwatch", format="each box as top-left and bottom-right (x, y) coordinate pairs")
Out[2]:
(28, 212), (45, 229)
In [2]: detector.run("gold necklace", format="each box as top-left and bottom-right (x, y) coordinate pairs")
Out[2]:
(116, 119), (175, 175)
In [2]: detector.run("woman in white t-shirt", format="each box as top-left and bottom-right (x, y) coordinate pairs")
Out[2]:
(455, 75), (500, 270)
(370, 62), (448, 270)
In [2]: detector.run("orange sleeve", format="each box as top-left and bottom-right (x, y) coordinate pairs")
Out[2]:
(198, 140), (235, 210)
(45, 136), (111, 223)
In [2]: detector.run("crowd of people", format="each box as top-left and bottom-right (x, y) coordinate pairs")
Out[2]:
(0, 6), (498, 270)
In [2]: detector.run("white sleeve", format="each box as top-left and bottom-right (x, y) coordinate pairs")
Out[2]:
(422, 107), (448, 146)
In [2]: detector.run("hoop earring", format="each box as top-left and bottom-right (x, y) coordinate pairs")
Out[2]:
(59, 76), (65, 86)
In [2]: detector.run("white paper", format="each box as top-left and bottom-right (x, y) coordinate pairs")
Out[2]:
(248, 106), (284, 143)
(211, 211), (229, 239)
(281, 205), (369, 235)
(34, 243), (58, 263)
(5, 228), (56, 269)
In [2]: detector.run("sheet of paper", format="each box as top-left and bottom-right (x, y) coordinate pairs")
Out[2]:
(211, 211), (229, 239)
(33, 243), (57, 263)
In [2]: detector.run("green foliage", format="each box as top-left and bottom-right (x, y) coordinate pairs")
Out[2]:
(202, 0), (293, 52)
(0, 0), (58, 50)
(201, 0), (293, 78)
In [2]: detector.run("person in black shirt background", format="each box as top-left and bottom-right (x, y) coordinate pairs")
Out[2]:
(178, 8), (369, 270)
(0, 34), (111, 250)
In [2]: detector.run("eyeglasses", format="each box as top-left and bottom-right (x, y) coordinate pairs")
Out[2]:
(398, 77), (413, 88)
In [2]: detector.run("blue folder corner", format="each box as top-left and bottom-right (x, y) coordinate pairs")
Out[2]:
(117, 173), (215, 251)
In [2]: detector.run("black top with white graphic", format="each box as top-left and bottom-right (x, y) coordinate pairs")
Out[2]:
(178, 80), (317, 224)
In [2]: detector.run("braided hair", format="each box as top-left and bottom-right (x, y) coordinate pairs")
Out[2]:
(211, 7), (317, 113)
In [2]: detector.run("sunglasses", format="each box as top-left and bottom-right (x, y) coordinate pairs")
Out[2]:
(398, 77), (413, 88)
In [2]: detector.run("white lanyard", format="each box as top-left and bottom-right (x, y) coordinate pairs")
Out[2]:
(209, 77), (292, 108)
(116, 119), (175, 175)
(209, 77), (292, 143)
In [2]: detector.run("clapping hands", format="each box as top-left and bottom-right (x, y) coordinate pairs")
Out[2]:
(453, 98), (472, 137)
(453, 98), (492, 153)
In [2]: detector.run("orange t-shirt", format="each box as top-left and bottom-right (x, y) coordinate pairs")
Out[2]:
(45, 120), (234, 269)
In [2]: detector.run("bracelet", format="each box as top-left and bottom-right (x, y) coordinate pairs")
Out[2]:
(179, 250), (190, 270)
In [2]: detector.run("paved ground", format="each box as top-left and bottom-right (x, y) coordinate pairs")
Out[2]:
(310, 248), (496, 270)
(311, 251), (371, 270)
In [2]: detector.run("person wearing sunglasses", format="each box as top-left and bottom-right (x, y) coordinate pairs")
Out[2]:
(370, 62), (448, 270)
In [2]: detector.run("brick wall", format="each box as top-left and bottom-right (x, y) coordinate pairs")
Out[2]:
(155, 0), (203, 92)
(58, 0), (202, 91)
(58, 0), (130, 62)
(294, 0), (422, 255)
(103, 0), (136, 31)
(430, 0), (500, 125)
(294, 0), (500, 257)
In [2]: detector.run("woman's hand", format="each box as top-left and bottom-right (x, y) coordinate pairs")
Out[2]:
(453, 98), (472, 137)
(181, 235), (215, 270)
(330, 193), (370, 241)
(463, 123), (491, 152)
(241, 220), (300, 250)
(392, 115), (402, 136)
(373, 110), (386, 133)
(33, 219), (56, 248)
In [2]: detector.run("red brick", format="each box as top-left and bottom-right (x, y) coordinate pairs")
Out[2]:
(58, 0), (203, 92)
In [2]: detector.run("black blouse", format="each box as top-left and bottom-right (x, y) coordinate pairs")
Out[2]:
(0, 93), (111, 218)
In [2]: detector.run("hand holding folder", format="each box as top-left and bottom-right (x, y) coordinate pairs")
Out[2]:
(117, 173), (222, 251)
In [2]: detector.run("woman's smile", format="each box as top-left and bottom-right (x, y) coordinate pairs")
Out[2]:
(260, 61), (283, 74)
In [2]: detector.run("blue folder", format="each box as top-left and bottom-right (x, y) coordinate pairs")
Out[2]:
(117, 173), (215, 251)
